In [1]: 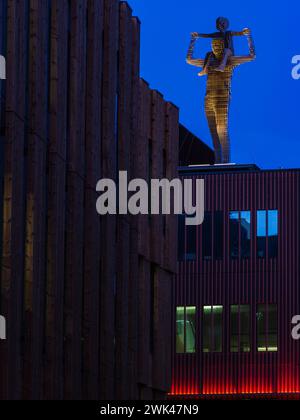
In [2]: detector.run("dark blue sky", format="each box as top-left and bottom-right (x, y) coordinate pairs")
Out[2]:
(129, 0), (300, 169)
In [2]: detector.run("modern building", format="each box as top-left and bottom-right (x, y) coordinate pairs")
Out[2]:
(0, 0), (181, 400)
(171, 163), (300, 399)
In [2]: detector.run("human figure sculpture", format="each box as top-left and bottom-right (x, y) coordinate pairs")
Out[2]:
(186, 23), (255, 164)
(195, 17), (250, 75)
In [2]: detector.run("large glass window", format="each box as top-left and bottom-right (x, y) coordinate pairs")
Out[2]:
(230, 211), (251, 258)
(257, 210), (278, 258)
(176, 306), (196, 354)
(203, 306), (223, 353)
(257, 304), (278, 352)
(230, 305), (251, 352)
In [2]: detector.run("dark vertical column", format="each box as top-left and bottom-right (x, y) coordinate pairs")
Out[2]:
(150, 91), (165, 395)
(115, 1), (132, 400)
(164, 102), (179, 273)
(137, 80), (152, 397)
(137, 79), (151, 261)
(150, 90), (164, 265)
(45, 0), (68, 400)
(0, 0), (28, 400)
(100, 0), (119, 400)
(23, 0), (50, 399)
(82, 0), (103, 400)
(128, 14), (141, 400)
(64, 0), (87, 400)
(162, 102), (179, 393)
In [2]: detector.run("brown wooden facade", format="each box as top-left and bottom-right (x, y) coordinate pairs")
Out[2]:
(0, 0), (179, 400)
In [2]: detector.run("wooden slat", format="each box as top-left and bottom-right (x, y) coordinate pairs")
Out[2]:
(64, 0), (87, 400)
(23, 0), (50, 399)
(82, 0), (103, 400)
(45, 0), (68, 400)
(99, 0), (119, 400)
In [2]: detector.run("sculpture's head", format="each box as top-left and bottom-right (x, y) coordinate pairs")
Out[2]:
(212, 39), (225, 60)
(216, 17), (229, 32)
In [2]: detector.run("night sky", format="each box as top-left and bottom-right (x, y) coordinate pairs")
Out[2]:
(129, 0), (300, 169)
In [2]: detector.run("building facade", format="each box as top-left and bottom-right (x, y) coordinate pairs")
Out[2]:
(0, 0), (179, 400)
(171, 164), (300, 399)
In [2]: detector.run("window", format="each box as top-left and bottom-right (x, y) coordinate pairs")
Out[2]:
(257, 210), (266, 257)
(202, 211), (212, 259)
(178, 215), (197, 261)
(202, 211), (223, 260)
(257, 210), (278, 258)
(230, 305), (251, 352)
(268, 210), (278, 258)
(229, 212), (239, 258)
(203, 306), (223, 353)
(230, 211), (251, 258)
(178, 214), (185, 261)
(176, 306), (196, 354)
(186, 225), (196, 261)
(257, 304), (278, 352)
(214, 211), (223, 259)
(240, 211), (251, 257)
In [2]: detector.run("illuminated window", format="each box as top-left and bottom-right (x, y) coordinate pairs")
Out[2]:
(257, 210), (278, 258)
(230, 305), (251, 353)
(203, 305), (223, 353)
(257, 304), (278, 352)
(176, 306), (196, 354)
(229, 211), (251, 258)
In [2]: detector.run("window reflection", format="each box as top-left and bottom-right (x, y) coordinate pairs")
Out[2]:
(230, 305), (250, 353)
(203, 305), (223, 353)
(240, 212), (251, 258)
(229, 212), (239, 258)
(230, 211), (251, 259)
(176, 306), (196, 354)
(257, 210), (278, 258)
(268, 210), (278, 258)
(257, 304), (278, 352)
(257, 210), (267, 258)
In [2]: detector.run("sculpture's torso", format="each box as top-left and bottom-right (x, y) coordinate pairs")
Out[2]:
(206, 59), (235, 98)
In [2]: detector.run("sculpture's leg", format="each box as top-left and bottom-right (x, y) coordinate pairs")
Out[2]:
(205, 96), (222, 163)
(215, 49), (233, 72)
(216, 96), (230, 163)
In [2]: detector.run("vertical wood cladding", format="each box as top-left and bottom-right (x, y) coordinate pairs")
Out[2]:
(0, 0), (178, 399)
(171, 168), (300, 398)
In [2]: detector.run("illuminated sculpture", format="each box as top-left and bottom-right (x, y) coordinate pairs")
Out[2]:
(187, 18), (255, 163)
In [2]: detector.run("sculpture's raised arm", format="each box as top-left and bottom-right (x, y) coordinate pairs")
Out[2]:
(230, 30), (256, 65)
(186, 35), (205, 67)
